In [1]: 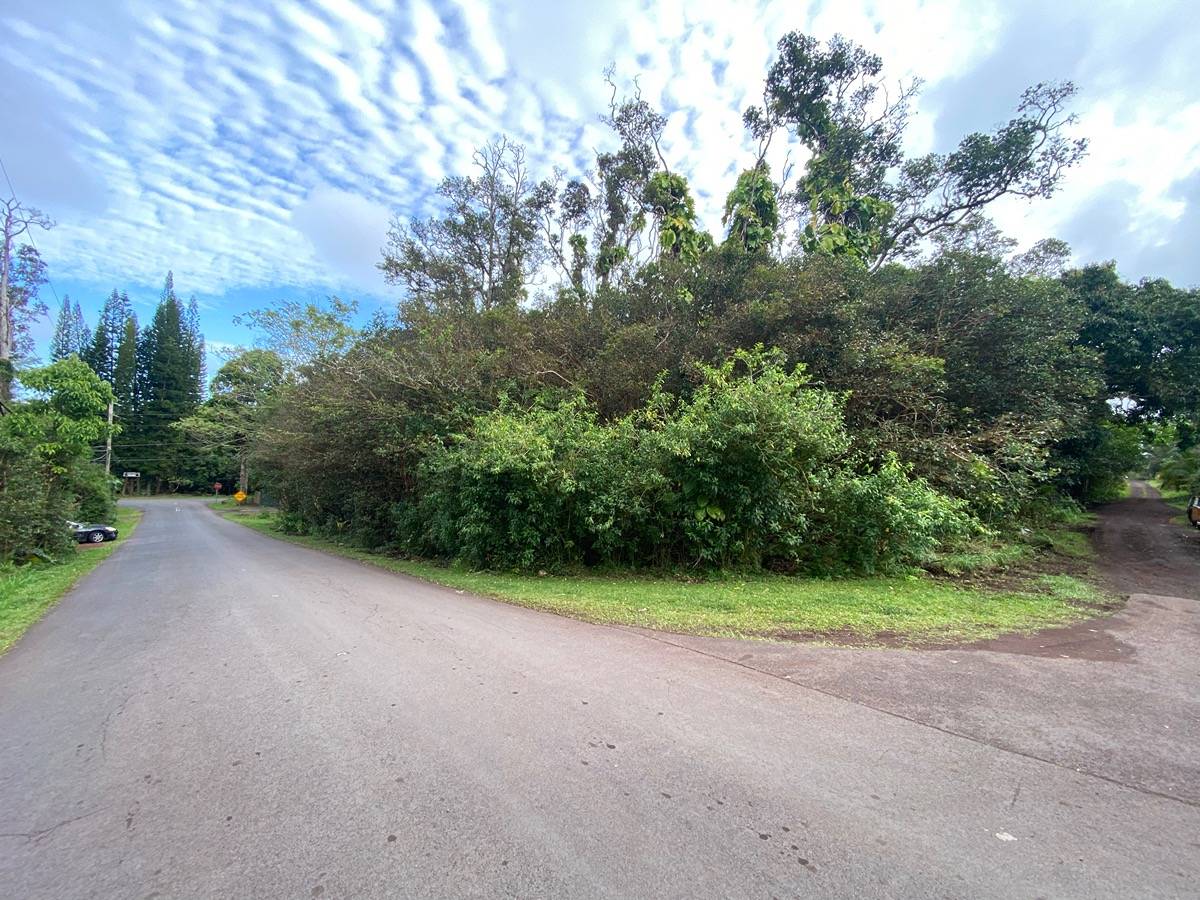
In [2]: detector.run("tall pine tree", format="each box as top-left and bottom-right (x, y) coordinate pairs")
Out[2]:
(85, 288), (131, 383)
(185, 295), (206, 394)
(72, 300), (90, 356)
(51, 297), (95, 364)
(120, 273), (204, 490)
(50, 295), (74, 361)
(113, 313), (138, 418)
(51, 295), (93, 361)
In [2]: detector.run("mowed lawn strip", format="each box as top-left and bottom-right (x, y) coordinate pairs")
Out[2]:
(222, 508), (1099, 644)
(0, 506), (143, 655)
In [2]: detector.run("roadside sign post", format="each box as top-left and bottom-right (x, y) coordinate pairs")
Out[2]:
(213, 481), (223, 496)
(233, 490), (248, 504)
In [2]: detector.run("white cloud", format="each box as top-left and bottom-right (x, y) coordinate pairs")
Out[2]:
(291, 186), (393, 290)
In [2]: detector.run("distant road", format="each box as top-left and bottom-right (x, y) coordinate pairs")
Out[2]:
(1, 498), (1197, 898)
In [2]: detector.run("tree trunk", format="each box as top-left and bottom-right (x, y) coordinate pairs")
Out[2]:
(239, 455), (248, 494)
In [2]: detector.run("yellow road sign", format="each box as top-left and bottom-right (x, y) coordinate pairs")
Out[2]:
(233, 490), (248, 504)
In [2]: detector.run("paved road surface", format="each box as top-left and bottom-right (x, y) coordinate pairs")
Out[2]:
(1, 496), (1197, 898)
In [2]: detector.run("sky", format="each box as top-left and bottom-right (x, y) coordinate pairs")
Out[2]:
(1, 0), (1198, 366)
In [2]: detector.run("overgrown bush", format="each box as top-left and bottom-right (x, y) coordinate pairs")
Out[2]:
(1158, 448), (1200, 494)
(414, 397), (602, 568)
(801, 456), (977, 574)
(0, 359), (114, 562)
(71, 462), (118, 522)
(0, 446), (75, 561)
(410, 349), (974, 573)
(646, 349), (849, 567)
(1051, 419), (1144, 504)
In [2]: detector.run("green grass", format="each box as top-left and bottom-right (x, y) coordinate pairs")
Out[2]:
(209, 497), (252, 511)
(1155, 483), (1190, 513)
(1149, 480), (1192, 527)
(925, 539), (1030, 576)
(1027, 525), (1095, 559)
(0, 506), (143, 655)
(220, 508), (1105, 645)
(926, 518), (1095, 576)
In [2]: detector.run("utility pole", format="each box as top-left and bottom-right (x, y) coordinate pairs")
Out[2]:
(0, 195), (54, 401)
(105, 400), (114, 475)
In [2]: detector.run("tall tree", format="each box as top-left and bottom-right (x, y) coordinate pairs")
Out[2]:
(51, 295), (92, 361)
(234, 296), (357, 370)
(380, 138), (546, 317)
(122, 274), (204, 490)
(185, 295), (206, 393)
(72, 299), (90, 356)
(0, 196), (53, 400)
(50, 295), (75, 361)
(178, 349), (285, 493)
(110, 312), (140, 474)
(85, 289), (131, 383)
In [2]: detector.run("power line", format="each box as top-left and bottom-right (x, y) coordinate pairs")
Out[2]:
(0, 153), (63, 313)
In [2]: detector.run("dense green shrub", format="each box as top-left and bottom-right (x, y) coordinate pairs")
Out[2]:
(801, 456), (977, 574)
(1051, 419), (1145, 504)
(71, 462), (118, 522)
(0, 447), (75, 561)
(415, 397), (602, 568)
(1158, 448), (1200, 494)
(646, 349), (849, 567)
(0, 359), (114, 562)
(411, 349), (973, 573)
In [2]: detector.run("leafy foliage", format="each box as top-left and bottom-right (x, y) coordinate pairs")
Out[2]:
(744, 33), (1086, 266)
(0, 358), (115, 561)
(722, 163), (780, 254)
(1157, 448), (1200, 495)
(394, 349), (970, 573)
(381, 139), (544, 315)
(177, 350), (285, 492)
(644, 172), (713, 263)
(799, 180), (893, 262)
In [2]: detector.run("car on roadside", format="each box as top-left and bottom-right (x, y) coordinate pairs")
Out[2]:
(67, 520), (119, 544)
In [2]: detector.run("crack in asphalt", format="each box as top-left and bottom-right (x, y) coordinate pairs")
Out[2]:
(0, 807), (107, 845)
(622, 626), (1200, 810)
(99, 692), (135, 761)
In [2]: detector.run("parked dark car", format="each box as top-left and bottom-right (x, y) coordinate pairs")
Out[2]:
(68, 520), (118, 544)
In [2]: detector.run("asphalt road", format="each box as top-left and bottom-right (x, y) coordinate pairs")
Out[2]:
(1, 498), (1197, 898)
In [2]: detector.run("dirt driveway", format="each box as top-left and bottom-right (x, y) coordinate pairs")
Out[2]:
(642, 482), (1200, 806)
(1095, 480), (1199, 598)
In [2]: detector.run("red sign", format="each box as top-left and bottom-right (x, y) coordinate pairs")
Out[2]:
(213, 482), (223, 494)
